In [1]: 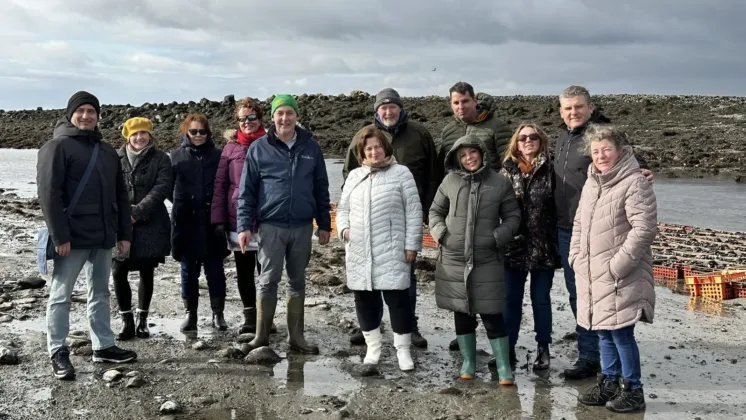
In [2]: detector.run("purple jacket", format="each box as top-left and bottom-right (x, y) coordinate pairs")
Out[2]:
(211, 138), (250, 231)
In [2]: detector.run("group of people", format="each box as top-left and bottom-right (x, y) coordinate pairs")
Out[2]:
(337, 84), (657, 414)
(36, 83), (658, 414)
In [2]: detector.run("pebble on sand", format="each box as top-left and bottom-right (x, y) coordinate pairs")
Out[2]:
(159, 401), (180, 414)
(0, 346), (19, 365)
(244, 346), (282, 365)
(103, 370), (123, 382)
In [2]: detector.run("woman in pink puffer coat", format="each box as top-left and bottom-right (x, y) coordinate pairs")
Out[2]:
(570, 124), (657, 414)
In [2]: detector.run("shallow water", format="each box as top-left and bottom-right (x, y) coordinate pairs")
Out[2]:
(3, 149), (745, 232)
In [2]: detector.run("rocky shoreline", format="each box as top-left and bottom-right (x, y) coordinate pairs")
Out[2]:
(2, 92), (746, 180)
(2, 193), (746, 419)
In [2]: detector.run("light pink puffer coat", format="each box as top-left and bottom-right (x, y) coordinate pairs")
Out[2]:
(569, 146), (657, 331)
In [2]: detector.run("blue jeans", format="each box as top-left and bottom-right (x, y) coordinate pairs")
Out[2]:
(46, 249), (116, 356)
(180, 256), (227, 299)
(367, 262), (418, 332)
(504, 268), (554, 345)
(598, 325), (642, 389)
(558, 228), (599, 362)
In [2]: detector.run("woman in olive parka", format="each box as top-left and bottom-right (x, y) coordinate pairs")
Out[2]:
(429, 134), (521, 385)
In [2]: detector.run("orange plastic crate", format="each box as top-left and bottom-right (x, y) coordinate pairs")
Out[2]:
(688, 283), (735, 301)
(653, 265), (679, 280)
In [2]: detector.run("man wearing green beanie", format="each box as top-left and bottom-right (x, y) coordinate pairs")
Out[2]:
(236, 94), (332, 355)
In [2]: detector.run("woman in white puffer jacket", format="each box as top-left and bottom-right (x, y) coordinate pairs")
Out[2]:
(336, 125), (423, 372)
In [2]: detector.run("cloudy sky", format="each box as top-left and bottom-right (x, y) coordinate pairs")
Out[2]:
(1, 0), (744, 110)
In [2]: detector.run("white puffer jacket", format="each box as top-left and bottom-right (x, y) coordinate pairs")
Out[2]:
(336, 159), (423, 291)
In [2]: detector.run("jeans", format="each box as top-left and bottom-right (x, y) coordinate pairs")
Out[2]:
(256, 223), (312, 298)
(598, 325), (642, 389)
(504, 268), (554, 345)
(46, 249), (115, 356)
(354, 289), (412, 334)
(558, 227), (599, 362)
(454, 312), (506, 339)
(364, 262), (418, 332)
(180, 255), (227, 299)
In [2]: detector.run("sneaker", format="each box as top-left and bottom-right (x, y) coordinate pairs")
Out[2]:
(92, 345), (137, 364)
(578, 373), (620, 406)
(51, 348), (75, 380)
(606, 380), (646, 413)
(411, 331), (428, 348)
(564, 358), (601, 379)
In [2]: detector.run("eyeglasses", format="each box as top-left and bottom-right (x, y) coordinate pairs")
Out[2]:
(238, 114), (259, 123)
(188, 129), (208, 136)
(517, 133), (540, 142)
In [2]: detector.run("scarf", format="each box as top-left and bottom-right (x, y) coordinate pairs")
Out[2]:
(517, 156), (534, 174)
(362, 156), (393, 172)
(126, 143), (152, 167)
(236, 126), (266, 146)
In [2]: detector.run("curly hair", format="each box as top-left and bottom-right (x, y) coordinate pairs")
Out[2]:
(178, 113), (212, 137)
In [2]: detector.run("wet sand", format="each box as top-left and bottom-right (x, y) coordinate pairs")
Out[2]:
(1, 195), (745, 420)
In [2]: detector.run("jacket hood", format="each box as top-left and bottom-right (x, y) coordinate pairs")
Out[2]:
(52, 118), (102, 141)
(444, 135), (490, 179)
(180, 134), (215, 149)
(589, 145), (640, 188)
(223, 129), (237, 142)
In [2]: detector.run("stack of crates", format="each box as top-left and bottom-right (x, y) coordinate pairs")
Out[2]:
(685, 266), (746, 301)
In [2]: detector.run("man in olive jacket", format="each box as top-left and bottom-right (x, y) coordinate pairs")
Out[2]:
(342, 88), (441, 349)
(37, 91), (136, 380)
(439, 82), (512, 172)
(554, 85), (654, 380)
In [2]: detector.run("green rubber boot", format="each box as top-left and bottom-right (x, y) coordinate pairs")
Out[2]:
(488, 336), (515, 386)
(456, 333), (477, 379)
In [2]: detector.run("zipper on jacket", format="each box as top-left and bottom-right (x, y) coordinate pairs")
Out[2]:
(585, 178), (602, 328)
(287, 148), (294, 228)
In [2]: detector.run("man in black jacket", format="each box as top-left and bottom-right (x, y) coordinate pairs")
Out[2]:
(554, 85), (654, 380)
(37, 91), (136, 380)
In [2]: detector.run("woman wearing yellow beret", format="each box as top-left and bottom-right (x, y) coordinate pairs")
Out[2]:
(112, 117), (174, 340)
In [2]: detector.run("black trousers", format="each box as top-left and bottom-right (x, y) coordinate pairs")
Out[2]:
(354, 289), (412, 334)
(234, 251), (261, 307)
(454, 312), (507, 339)
(112, 259), (156, 312)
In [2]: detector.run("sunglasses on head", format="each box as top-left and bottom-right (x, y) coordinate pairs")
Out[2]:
(518, 133), (540, 142)
(188, 129), (208, 136)
(238, 114), (259, 123)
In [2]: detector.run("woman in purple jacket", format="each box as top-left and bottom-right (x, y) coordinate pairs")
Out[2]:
(211, 98), (268, 334)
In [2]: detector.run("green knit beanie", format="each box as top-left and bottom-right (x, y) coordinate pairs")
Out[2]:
(271, 94), (299, 116)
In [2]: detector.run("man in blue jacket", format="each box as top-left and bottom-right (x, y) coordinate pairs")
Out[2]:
(236, 94), (331, 355)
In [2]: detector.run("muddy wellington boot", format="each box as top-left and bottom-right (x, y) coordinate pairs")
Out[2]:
(286, 296), (320, 354)
(135, 309), (150, 338)
(245, 298), (277, 351)
(117, 311), (135, 341)
(456, 333), (477, 379)
(180, 296), (198, 332)
(488, 336), (515, 386)
(210, 297), (228, 331)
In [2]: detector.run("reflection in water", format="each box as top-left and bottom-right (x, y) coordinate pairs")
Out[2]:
(274, 356), (360, 397)
(686, 296), (737, 317)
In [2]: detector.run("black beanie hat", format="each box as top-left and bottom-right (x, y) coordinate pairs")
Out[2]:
(374, 88), (403, 111)
(66, 91), (101, 121)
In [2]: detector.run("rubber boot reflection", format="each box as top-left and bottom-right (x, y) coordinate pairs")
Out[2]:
(286, 356), (306, 392)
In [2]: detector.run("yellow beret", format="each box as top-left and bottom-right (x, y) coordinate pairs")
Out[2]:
(122, 117), (153, 140)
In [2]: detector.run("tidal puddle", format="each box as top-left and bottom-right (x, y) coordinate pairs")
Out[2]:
(686, 297), (740, 317)
(273, 356), (360, 397)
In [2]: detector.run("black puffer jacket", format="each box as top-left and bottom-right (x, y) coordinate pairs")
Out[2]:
(500, 154), (560, 271)
(117, 144), (173, 260)
(169, 136), (229, 261)
(37, 119), (131, 249)
(553, 112), (649, 229)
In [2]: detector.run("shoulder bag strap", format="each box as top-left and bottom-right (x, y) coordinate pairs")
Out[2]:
(64, 141), (100, 218)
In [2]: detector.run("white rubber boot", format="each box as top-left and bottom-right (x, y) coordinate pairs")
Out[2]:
(393, 333), (414, 371)
(362, 327), (382, 364)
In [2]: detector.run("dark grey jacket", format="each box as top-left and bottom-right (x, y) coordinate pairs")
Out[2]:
(37, 119), (132, 249)
(117, 145), (173, 260)
(428, 135), (521, 315)
(553, 112), (649, 229)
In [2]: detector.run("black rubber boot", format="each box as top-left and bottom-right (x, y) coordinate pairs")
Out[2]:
(135, 310), (150, 338)
(238, 307), (257, 334)
(180, 297), (198, 332)
(211, 297), (228, 331)
(117, 311), (135, 341)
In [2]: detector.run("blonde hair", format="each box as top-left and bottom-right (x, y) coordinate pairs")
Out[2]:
(503, 122), (549, 163)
